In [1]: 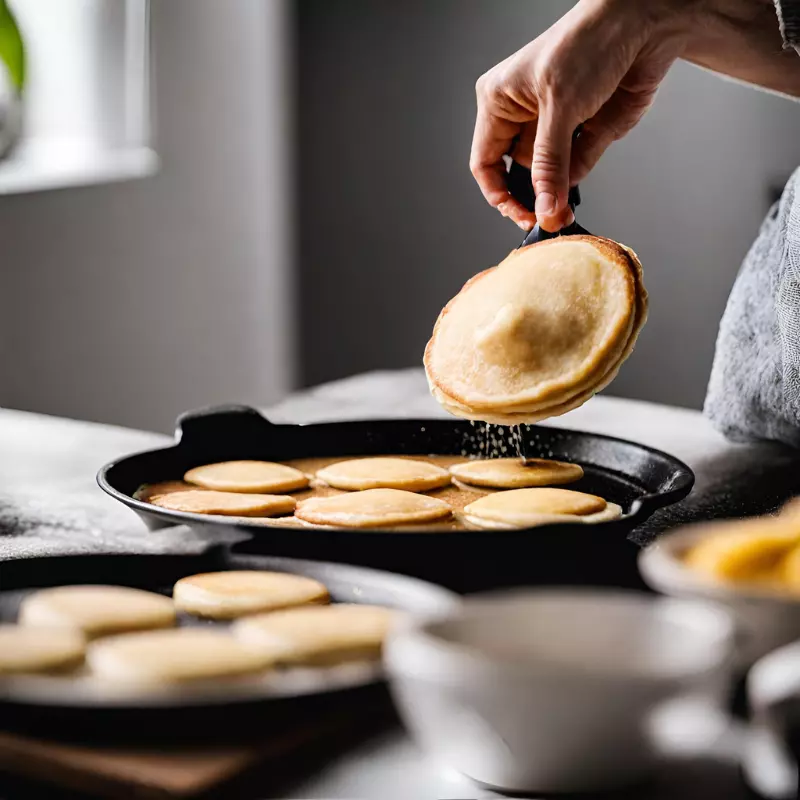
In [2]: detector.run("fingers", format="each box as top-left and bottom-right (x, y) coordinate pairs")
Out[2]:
(531, 104), (574, 232)
(470, 86), (537, 231)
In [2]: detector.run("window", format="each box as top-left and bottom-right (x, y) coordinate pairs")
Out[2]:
(0, 0), (156, 194)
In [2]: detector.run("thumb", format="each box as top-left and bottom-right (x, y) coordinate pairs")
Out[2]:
(532, 105), (574, 232)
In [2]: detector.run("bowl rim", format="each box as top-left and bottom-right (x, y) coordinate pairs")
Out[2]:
(384, 587), (735, 687)
(638, 526), (800, 607)
(748, 638), (800, 709)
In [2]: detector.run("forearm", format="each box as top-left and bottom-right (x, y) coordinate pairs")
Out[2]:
(682, 0), (800, 97)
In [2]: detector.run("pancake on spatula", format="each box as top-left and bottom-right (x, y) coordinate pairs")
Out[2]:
(463, 488), (622, 529)
(184, 460), (309, 493)
(295, 488), (451, 528)
(450, 457), (582, 489)
(424, 236), (647, 424)
(316, 457), (450, 492)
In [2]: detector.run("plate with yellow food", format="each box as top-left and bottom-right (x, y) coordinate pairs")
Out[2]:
(638, 498), (800, 666)
(99, 405), (693, 592)
(0, 548), (456, 742)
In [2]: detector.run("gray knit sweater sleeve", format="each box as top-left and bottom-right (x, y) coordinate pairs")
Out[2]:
(776, 0), (800, 51)
(703, 2), (800, 446)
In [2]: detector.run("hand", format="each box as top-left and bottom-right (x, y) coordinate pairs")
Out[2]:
(470, 0), (696, 232)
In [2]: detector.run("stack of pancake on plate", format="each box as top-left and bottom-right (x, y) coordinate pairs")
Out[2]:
(0, 572), (397, 685)
(424, 235), (648, 424)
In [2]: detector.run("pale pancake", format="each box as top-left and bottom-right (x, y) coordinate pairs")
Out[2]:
(173, 571), (329, 620)
(184, 460), (309, 493)
(0, 625), (86, 674)
(425, 236), (648, 424)
(442, 238), (648, 414)
(425, 237), (637, 409)
(19, 586), (176, 639)
(151, 490), (296, 517)
(87, 629), (275, 685)
(295, 489), (452, 528)
(233, 603), (397, 666)
(432, 262), (643, 420)
(449, 457), (582, 488)
(462, 488), (622, 528)
(316, 457), (451, 492)
(462, 504), (623, 529)
(134, 481), (194, 502)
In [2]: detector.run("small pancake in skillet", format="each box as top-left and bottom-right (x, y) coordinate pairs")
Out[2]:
(134, 480), (194, 502)
(87, 629), (275, 685)
(0, 625), (86, 674)
(450, 457), (583, 489)
(151, 490), (296, 517)
(173, 571), (329, 620)
(233, 604), (398, 666)
(295, 488), (452, 528)
(316, 457), (451, 492)
(184, 461), (309, 493)
(19, 586), (176, 639)
(463, 488), (622, 529)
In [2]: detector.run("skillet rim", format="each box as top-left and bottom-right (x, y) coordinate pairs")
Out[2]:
(96, 408), (695, 535)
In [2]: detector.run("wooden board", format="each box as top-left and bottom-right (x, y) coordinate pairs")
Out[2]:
(0, 708), (361, 799)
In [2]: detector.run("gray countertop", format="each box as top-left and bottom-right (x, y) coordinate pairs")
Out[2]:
(1, 368), (797, 799)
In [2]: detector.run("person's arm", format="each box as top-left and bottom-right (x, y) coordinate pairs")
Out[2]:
(684, 0), (800, 97)
(470, 0), (800, 234)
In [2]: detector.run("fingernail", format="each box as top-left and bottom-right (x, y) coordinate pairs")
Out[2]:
(518, 220), (534, 232)
(535, 192), (556, 217)
(497, 202), (509, 218)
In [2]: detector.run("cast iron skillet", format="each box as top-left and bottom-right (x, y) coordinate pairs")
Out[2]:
(0, 548), (457, 743)
(98, 405), (694, 593)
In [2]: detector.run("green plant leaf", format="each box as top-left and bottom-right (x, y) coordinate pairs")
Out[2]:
(0, 0), (25, 94)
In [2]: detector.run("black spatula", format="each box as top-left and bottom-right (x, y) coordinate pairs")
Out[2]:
(505, 127), (591, 246)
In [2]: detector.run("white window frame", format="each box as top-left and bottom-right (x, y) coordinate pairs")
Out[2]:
(0, 0), (157, 195)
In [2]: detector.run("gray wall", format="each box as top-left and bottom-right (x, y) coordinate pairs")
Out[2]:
(297, 0), (800, 409)
(0, 0), (294, 433)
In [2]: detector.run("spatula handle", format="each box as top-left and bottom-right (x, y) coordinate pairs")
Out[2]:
(505, 125), (590, 246)
(505, 159), (581, 215)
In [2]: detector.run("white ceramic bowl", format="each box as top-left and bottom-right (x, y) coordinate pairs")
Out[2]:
(743, 640), (800, 799)
(638, 527), (800, 668)
(384, 588), (734, 795)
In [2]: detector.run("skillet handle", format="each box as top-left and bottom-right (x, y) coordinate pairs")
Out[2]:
(175, 404), (278, 455)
